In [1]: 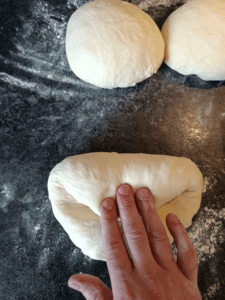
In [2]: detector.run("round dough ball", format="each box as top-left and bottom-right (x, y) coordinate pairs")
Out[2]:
(47, 152), (203, 261)
(66, 0), (165, 89)
(161, 0), (225, 81)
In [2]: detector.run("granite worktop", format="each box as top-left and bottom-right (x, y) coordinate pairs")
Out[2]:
(1, 0), (225, 299)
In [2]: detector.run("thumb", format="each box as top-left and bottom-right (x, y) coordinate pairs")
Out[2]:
(68, 274), (113, 300)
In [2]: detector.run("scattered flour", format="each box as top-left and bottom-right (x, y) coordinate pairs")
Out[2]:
(188, 207), (225, 263)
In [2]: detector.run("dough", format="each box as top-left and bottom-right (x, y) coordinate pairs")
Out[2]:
(161, 0), (225, 81)
(65, 0), (165, 89)
(47, 152), (203, 261)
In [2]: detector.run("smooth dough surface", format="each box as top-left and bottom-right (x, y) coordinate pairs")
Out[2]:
(161, 0), (225, 81)
(66, 0), (165, 89)
(47, 152), (203, 261)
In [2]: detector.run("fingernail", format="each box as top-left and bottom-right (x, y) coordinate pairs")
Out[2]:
(118, 184), (130, 195)
(103, 198), (114, 210)
(170, 213), (179, 224)
(137, 188), (149, 200)
(68, 280), (81, 290)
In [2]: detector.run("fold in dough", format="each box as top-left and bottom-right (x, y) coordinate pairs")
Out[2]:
(47, 152), (203, 261)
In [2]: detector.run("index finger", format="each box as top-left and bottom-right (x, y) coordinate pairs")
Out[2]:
(100, 197), (133, 277)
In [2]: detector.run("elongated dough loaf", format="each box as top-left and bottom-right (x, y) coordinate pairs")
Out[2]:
(47, 152), (203, 261)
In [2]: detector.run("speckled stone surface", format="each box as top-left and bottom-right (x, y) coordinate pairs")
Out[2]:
(0, 0), (225, 299)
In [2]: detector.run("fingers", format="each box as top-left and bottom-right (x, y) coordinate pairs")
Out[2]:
(101, 183), (199, 286)
(68, 274), (113, 300)
(134, 186), (178, 272)
(101, 183), (177, 274)
(166, 215), (199, 284)
(100, 195), (134, 278)
(114, 184), (159, 271)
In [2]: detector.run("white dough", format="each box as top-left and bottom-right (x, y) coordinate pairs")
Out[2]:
(47, 152), (203, 261)
(161, 0), (225, 81)
(65, 0), (165, 89)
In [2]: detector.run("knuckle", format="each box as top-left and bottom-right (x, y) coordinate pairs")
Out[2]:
(149, 229), (167, 242)
(127, 224), (146, 241)
(103, 212), (116, 221)
(102, 209), (117, 222)
(106, 239), (122, 254)
(121, 197), (134, 209)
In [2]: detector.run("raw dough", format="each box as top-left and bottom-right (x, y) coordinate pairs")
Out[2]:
(66, 0), (165, 89)
(47, 152), (203, 261)
(161, 0), (225, 81)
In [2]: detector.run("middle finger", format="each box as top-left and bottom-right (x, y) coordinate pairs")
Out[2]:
(116, 183), (157, 270)
(135, 186), (178, 272)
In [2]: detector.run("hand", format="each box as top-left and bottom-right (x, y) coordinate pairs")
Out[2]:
(68, 183), (202, 300)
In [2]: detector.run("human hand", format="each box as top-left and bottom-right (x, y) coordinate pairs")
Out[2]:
(68, 183), (202, 300)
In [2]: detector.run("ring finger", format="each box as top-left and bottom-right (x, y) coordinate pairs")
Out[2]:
(134, 186), (178, 272)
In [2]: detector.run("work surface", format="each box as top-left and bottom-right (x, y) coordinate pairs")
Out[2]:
(0, 0), (225, 299)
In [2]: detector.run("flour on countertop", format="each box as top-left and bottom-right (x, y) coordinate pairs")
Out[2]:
(202, 176), (216, 193)
(187, 207), (225, 263)
(138, 0), (187, 12)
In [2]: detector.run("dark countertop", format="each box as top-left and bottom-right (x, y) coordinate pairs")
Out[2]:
(0, 0), (225, 299)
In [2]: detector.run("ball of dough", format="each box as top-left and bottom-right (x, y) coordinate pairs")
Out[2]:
(161, 0), (225, 81)
(66, 0), (165, 89)
(47, 152), (203, 261)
